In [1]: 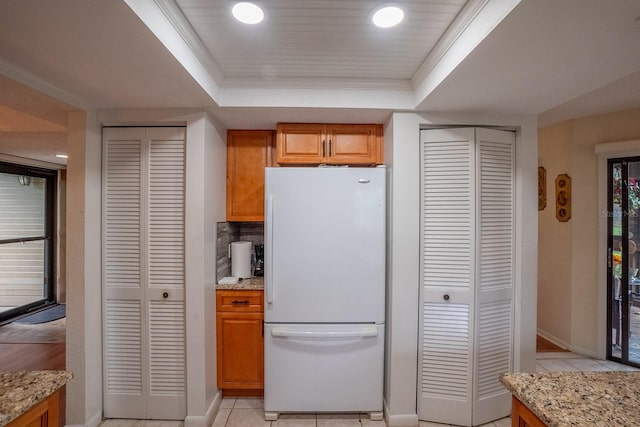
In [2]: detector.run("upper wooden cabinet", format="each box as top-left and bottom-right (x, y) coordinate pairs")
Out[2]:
(226, 130), (275, 222)
(276, 123), (383, 165)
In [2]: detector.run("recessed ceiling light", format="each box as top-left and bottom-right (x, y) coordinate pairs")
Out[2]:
(55, 154), (68, 159)
(371, 4), (404, 28)
(232, 2), (264, 25)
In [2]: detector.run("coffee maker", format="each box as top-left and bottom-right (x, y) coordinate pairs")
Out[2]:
(254, 243), (264, 277)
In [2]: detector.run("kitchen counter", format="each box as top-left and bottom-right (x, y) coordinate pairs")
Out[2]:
(0, 370), (72, 426)
(500, 371), (640, 427)
(216, 277), (264, 290)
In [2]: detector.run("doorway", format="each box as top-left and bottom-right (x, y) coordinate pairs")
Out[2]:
(607, 157), (640, 367)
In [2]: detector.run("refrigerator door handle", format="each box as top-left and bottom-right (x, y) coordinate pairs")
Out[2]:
(271, 326), (378, 339)
(266, 194), (274, 304)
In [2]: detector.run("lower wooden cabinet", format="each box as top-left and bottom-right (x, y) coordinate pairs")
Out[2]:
(8, 388), (61, 427)
(216, 290), (264, 395)
(511, 396), (547, 427)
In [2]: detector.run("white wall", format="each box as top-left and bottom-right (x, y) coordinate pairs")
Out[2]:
(66, 109), (227, 427)
(383, 112), (538, 426)
(183, 111), (227, 427)
(66, 109), (103, 427)
(203, 113), (227, 416)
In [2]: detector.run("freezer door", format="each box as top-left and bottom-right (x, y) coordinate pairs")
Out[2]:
(265, 167), (386, 323)
(264, 323), (384, 413)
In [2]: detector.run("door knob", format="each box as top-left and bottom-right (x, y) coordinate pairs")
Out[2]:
(443, 294), (450, 301)
(162, 292), (169, 299)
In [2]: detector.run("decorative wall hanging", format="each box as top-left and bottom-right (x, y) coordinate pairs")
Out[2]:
(538, 167), (547, 210)
(555, 173), (571, 222)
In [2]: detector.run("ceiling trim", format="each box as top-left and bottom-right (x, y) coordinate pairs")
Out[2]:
(220, 76), (413, 91)
(218, 85), (415, 109)
(412, 0), (522, 110)
(125, 0), (523, 113)
(153, 0), (225, 83)
(411, 0), (489, 88)
(0, 60), (88, 111)
(123, 0), (222, 103)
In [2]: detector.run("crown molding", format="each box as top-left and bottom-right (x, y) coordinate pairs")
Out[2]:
(411, 0), (489, 88)
(0, 60), (89, 110)
(153, 0), (225, 83)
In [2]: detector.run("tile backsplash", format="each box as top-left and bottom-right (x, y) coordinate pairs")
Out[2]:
(216, 222), (264, 281)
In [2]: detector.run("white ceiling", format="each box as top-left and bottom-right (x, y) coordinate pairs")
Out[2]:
(176, 0), (467, 81)
(1, 0), (640, 164)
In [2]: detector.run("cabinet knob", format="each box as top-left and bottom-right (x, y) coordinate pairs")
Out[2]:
(162, 292), (169, 299)
(443, 294), (450, 301)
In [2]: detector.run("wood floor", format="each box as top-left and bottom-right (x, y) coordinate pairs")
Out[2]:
(536, 334), (568, 352)
(0, 323), (66, 426)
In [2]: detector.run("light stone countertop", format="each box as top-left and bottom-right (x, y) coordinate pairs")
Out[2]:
(0, 370), (72, 426)
(216, 277), (264, 290)
(500, 371), (640, 427)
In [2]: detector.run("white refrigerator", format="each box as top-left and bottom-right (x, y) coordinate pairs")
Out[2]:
(264, 167), (386, 421)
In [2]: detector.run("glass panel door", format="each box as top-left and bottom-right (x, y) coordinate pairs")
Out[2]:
(608, 158), (640, 367)
(0, 162), (55, 323)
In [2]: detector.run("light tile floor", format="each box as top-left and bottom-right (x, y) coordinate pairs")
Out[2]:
(99, 353), (639, 427)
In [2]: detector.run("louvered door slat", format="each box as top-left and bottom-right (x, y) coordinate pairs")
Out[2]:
(419, 129), (475, 427)
(419, 128), (514, 427)
(146, 131), (186, 418)
(148, 139), (184, 290)
(421, 303), (471, 398)
(103, 127), (186, 420)
(105, 139), (142, 290)
(422, 137), (473, 291)
(473, 129), (515, 425)
(103, 130), (146, 419)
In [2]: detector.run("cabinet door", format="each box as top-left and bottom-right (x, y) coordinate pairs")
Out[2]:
(326, 124), (382, 165)
(227, 130), (274, 221)
(276, 123), (325, 164)
(216, 312), (264, 390)
(512, 397), (547, 427)
(9, 389), (60, 427)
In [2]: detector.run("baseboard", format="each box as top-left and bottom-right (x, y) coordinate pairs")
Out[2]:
(537, 328), (600, 359)
(383, 399), (419, 427)
(65, 410), (102, 427)
(184, 391), (222, 427)
(566, 343), (600, 359)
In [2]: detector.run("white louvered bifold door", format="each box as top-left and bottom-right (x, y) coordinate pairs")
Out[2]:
(418, 128), (515, 427)
(103, 127), (186, 420)
(472, 128), (514, 425)
(418, 128), (475, 427)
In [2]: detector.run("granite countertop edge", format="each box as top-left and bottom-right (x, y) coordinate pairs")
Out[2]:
(0, 370), (72, 426)
(500, 371), (640, 427)
(216, 277), (264, 290)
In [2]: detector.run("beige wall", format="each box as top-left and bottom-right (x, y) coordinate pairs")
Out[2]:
(538, 107), (640, 356)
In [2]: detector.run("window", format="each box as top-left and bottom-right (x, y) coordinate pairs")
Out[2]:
(0, 161), (55, 323)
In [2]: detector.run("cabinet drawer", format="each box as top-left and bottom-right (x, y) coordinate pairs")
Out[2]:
(217, 290), (264, 312)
